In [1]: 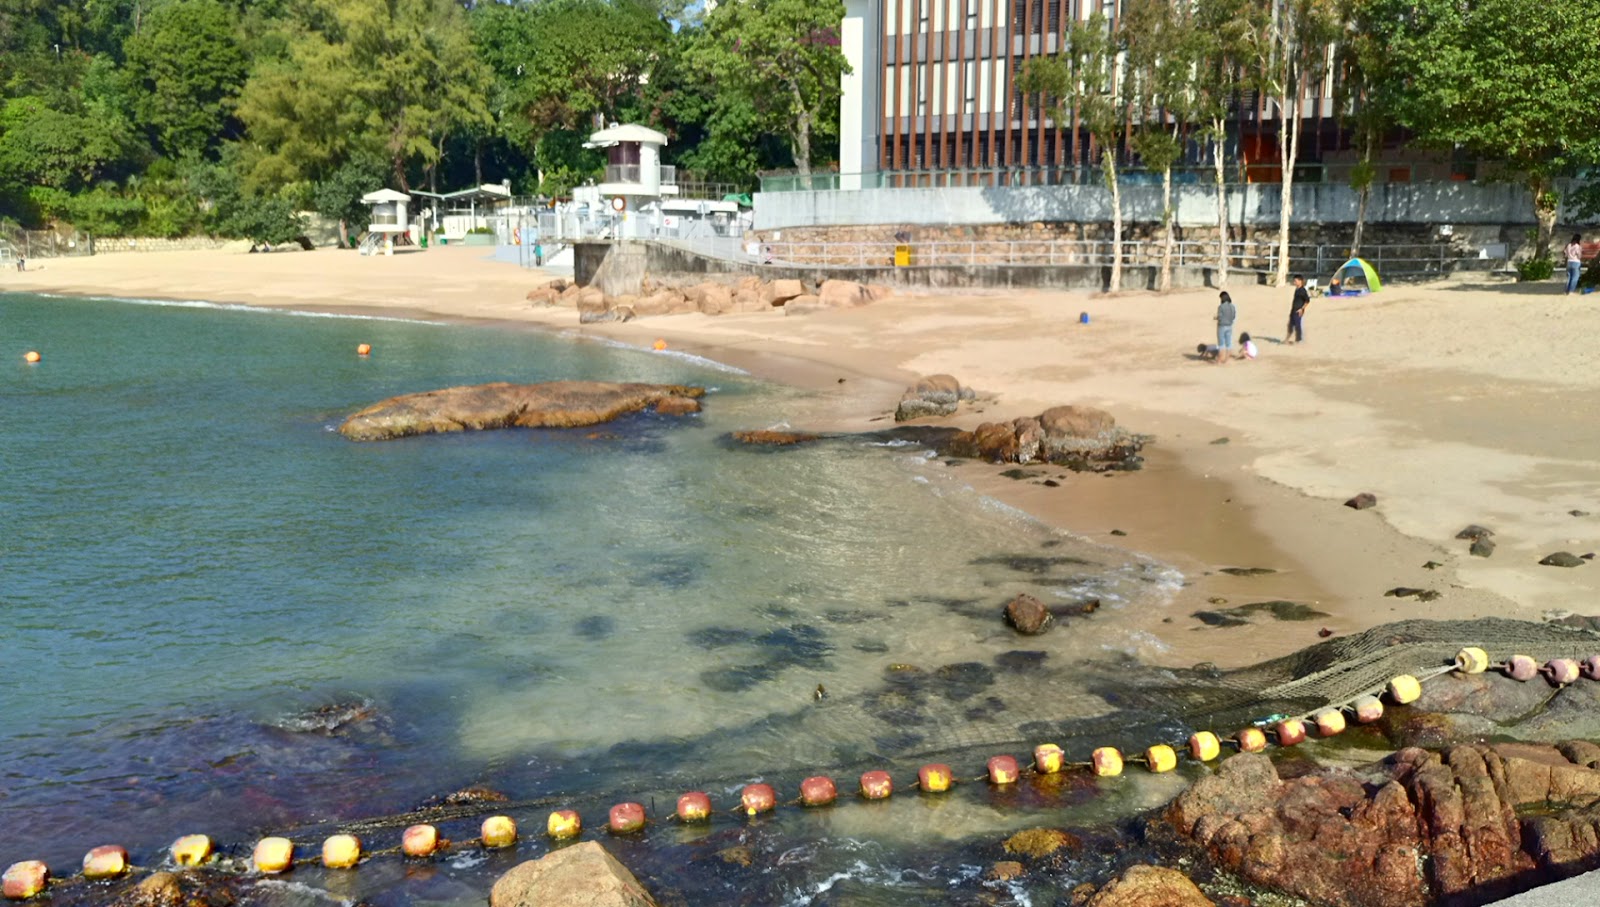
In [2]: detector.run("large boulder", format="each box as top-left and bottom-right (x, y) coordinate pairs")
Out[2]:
(941, 405), (1142, 471)
(1167, 744), (1600, 907)
(895, 374), (971, 421)
(338, 381), (705, 441)
(577, 294), (616, 324)
(1085, 865), (1214, 907)
(490, 841), (659, 907)
(818, 279), (875, 308)
(632, 290), (681, 318)
(685, 282), (734, 315)
(761, 278), (805, 307)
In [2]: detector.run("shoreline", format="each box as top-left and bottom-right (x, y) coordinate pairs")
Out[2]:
(6, 246), (1594, 672)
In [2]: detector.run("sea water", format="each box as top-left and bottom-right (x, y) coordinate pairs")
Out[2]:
(0, 293), (1183, 904)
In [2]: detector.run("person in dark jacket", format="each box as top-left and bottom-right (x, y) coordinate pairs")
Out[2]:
(1285, 275), (1310, 344)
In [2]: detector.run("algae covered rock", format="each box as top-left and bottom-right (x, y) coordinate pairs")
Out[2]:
(338, 381), (705, 441)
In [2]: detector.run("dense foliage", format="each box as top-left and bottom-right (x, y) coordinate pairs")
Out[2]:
(0, 0), (837, 238)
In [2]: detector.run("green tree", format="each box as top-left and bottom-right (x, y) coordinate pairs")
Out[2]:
(123, 0), (247, 159)
(1364, 0), (1600, 259)
(1337, 0), (1401, 257)
(1022, 12), (1128, 293)
(1124, 0), (1201, 293)
(312, 153), (387, 246)
(693, 0), (846, 176)
(1190, 0), (1253, 285)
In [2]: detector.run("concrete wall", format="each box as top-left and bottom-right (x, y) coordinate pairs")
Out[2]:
(755, 180), (1574, 232)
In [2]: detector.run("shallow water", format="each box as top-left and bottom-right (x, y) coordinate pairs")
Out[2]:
(0, 292), (1190, 903)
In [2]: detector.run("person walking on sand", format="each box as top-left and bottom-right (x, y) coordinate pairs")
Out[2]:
(1215, 291), (1237, 364)
(1565, 234), (1584, 295)
(1285, 274), (1310, 345)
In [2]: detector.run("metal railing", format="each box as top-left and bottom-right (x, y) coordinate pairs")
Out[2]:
(603, 164), (678, 186)
(758, 162), (1470, 193)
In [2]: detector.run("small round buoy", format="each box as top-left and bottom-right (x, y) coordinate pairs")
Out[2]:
(676, 792), (713, 823)
(252, 837), (294, 874)
(918, 763), (953, 793)
(23, 351), (40, 364)
(1145, 744), (1177, 773)
(1313, 708), (1347, 737)
(401, 824), (440, 858)
(859, 770), (893, 800)
(987, 755), (1020, 785)
(608, 802), (647, 834)
(1454, 647), (1490, 674)
(1236, 728), (1268, 753)
(356, 343), (371, 356)
(740, 784), (777, 816)
(2, 861), (49, 900)
(1544, 658), (1581, 686)
(171, 835), (213, 867)
(1275, 718), (1308, 746)
(1582, 655), (1600, 681)
(1387, 674), (1422, 704)
(547, 809), (582, 840)
(1351, 695), (1385, 724)
(1033, 743), (1065, 774)
(1091, 746), (1124, 777)
(652, 339), (667, 351)
(481, 815), (517, 849)
(1188, 731), (1221, 762)
(81, 846), (128, 880)
(799, 776), (837, 807)
(321, 835), (361, 869)
(1504, 654), (1539, 682)
(1078, 312), (1090, 325)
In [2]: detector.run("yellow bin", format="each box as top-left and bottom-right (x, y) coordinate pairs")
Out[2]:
(894, 244), (912, 267)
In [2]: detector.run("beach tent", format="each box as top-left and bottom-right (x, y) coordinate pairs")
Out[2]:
(1331, 257), (1382, 294)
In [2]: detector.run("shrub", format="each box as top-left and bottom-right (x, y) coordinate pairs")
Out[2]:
(1515, 255), (1554, 282)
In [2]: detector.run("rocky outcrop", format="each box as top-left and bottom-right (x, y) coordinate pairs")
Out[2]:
(526, 276), (891, 322)
(338, 381), (705, 441)
(943, 405), (1144, 471)
(728, 429), (822, 446)
(1167, 744), (1600, 907)
(1084, 865), (1215, 907)
(490, 841), (659, 907)
(895, 374), (976, 421)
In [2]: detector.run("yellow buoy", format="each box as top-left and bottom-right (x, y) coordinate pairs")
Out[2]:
(321, 835), (361, 869)
(481, 815), (518, 849)
(252, 837), (294, 874)
(1033, 743), (1064, 774)
(1275, 718), (1308, 746)
(918, 764), (953, 793)
(23, 351), (40, 364)
(1145, 744), (1177, 773)
(81, 846), (128, 880)
(1454, 647), (1489, 674)
(1387, 674), (1422, 704)
(1091, 747), (1123, 777)
(547, 810), (582, 840)
(356, 343), (372, 356)
(1188, 731), (1221, 762)
(1352, 695), (1385, 723)
(401, 825), (440, 858)
(170, 835), (214, 867)
(1313, 708), (1346, 737)
(1236, 727), (1268, 753)
(652, 339), (667, 351)
(2, 861), (49, 900)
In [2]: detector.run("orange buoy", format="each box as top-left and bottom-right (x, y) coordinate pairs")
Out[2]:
(481, 815), (517, 849)
(252, 837), (294, 874)
(608, 802), (646, 834)
(22, 351), (40, 364)
(918, 763), (953, 793)
(987, 755), (1020, 784)
(356, 343), (371, 356)
(81, 846), (128, 879)
(799, 776), (837, 807)
(170, 834), (213, 867)
(321, 835), (361, 869)
(1145, 744), (1178, 773)
(1033, 744), (1065, 774)
(652, 339), (667, 351)
(1455, 647), (1490, 674)
(740, 784), (777, 816)
(401, 824), (440, 857)
(1387, 674), (1422, 704)
(1505, 654), (1539, 681)
(1091, 747), (1124, 777)
(1351, 695), (1385, 723)
(547, 809), (582, 840)
(1188, 731), (1221, 762)
(1583, 655), (1600, 681)
(1236, 728), (1268, 753)
(1313, 708), (1347, 737)
(676, 791), (713, 822)
(1544, 658), (1581, 685)
(2, 862), (49, 900)
(859, 770), (893, 800)
(1275, 718), (1308, 746)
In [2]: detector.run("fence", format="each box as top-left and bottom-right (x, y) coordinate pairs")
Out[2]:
(0, 230), (94, 259)
(758, 162), (1469, 194)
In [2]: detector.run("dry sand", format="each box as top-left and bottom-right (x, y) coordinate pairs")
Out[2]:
(7, 245), (1599, 672)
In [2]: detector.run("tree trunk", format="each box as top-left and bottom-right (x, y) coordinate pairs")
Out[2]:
(474, 139), (484, 187)
(338, 219), (349, 249)
(790, 83), (813, 175)
(393, 156), (409, 192)
(1352, 186), (1369, 257)
(1159, 163), (1174, 293)
(1213, 122), (1228, 287)
(1274, 89), (1299, 287)
(1105, 148), (1122, 294)
(1531, 174), (1558, 259)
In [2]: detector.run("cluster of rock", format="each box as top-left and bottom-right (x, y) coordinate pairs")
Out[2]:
(1167, 742), (1600, 907)
(894, 374), (976, 421)
(942, 404), (1146, 472)
(337, 381), (705, 441)
(526, 276), (892, 323)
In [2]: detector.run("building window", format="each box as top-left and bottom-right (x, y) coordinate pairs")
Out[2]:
(966, 0), (978, 29)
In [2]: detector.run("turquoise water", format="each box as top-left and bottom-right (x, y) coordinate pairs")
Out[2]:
(0, 292), (1183, 904)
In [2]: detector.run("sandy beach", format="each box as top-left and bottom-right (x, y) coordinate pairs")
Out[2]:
(7, 245), (1599, 671)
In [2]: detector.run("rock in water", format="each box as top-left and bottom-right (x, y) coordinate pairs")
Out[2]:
(895, 374), (967, 421)
(1470, 537), (1496, 558)
(1086, 865), (1215, 907)
(491, 842), (659, 907)
(338, 381), (705, 441)
(1541, 551), (1586, 568)
(1344, 492), (1378, 510)
(1003, 593), (1053, 635)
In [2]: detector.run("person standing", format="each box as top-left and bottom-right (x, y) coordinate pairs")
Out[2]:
(1285, 274), (1310, 345)
(1565, 234), (1584, 295)
(1215, 291), (1237, 364)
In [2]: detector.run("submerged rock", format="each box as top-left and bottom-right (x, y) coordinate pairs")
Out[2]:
(1541, 551), (1586, 568)
(1470, 537), (1496, 558)
(338, 381), (705, 441)
(727, 429), (822, 446)
(1003, 593), (1053, 635)
(1085, 865), (1215, 907)
(1456, 524), (1495, 540)
(491, 841), (659, 907)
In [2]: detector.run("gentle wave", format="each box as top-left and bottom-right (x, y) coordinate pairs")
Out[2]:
(30, 292), (445, 324)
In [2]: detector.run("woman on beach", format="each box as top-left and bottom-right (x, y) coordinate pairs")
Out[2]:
(1565, 234), (1585, 295)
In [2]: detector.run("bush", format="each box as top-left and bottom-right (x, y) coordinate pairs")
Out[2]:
(1515, 255), (1554, 282)
(467, 225), (494, 234)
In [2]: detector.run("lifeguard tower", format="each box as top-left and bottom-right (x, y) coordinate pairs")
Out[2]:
(360, 188), (411, 255)
(583, 124), (676, 240)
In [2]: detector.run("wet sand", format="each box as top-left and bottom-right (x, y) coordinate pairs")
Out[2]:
(7, 245), (1598, 672)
